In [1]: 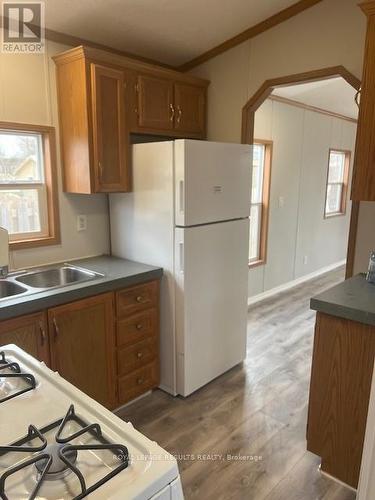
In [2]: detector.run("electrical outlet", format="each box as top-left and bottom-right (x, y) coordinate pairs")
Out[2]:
(77, 215), (87, 232)
(303, 255), (308, 265)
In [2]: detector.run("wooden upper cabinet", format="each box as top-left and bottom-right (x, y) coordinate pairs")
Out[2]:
(351, 2), (375, 201)
(174, 83), (206, 135)
(124, 69), (139, 130)
(0, 312), (50, 365)
(90, 63), (129, 192)
(54, 46), (209, 193)
(48, 293), (116, 409)
(54, 53), (129, 194)
(137, 74), (174, 131)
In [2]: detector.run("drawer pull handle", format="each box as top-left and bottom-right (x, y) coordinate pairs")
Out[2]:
(136, 295), (147, 304)
(137, 377), (144, 385)
(136, 323), (143, 330)
(137, 352), (143, 359)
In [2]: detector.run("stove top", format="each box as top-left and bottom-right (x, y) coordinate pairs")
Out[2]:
(0, 405), (129, 500)
(0, 351), (36, 403)
(0, 345), (182, 500)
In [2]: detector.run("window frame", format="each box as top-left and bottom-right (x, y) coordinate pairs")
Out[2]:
(324, 148), (351, 219)
(0, 121), (60, 250)
(249, 139), (273, 269)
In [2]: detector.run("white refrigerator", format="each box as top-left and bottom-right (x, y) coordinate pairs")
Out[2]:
(110, 139), (252, 397)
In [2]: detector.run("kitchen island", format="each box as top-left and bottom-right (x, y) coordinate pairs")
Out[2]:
(307, 273), (375, 489)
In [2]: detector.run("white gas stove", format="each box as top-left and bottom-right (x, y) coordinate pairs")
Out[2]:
(0, 344), (183, 500)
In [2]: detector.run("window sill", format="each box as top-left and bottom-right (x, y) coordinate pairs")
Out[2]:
(324, 212), (346, 219)
(248, 259), (266, 269)
(9, 235), (61, 251)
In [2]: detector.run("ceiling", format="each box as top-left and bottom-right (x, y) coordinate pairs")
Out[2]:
(43, 0), (299, 66)
(271, 78), (358, 119)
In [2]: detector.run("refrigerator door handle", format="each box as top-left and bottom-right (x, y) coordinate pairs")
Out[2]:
(179, 242), (184, 274)
(179, 180), (184, 214)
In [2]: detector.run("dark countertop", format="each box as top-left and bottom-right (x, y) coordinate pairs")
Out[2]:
(310, 273), (375, 327)
(0, 255), (163, 321)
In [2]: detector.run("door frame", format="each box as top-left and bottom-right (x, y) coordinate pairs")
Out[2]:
(241, 65), (361, 279)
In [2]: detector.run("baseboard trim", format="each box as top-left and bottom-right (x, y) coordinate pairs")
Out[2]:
(113, 390), (152, 412)
(248, 260), (346, 307)
(319, 465), (357, 493)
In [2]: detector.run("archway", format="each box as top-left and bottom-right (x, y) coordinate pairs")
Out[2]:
(241, 65), (361, 278)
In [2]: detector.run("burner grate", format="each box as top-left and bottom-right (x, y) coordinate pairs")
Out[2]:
(0, 404), (129, 500)
(0, 351), (36, 404)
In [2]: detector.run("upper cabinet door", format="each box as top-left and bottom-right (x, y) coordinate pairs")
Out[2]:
(351, 3), (375, 201)
(91, 63), (129, 192)
(137, 75), (174, 131)
(174, 83), (206, 136)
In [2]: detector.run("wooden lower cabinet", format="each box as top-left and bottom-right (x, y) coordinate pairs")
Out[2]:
(0, 312), (50, 365)
(0, 279), (160, 409)
(307, 312), (375, 488)
(115, 280), (160, 405)
(48, 293), (116, 409)
(118, 361), (159, 403)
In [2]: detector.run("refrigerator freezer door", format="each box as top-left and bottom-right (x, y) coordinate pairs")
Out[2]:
(174, 218), (249, 396)
(174, 140), (252, 227)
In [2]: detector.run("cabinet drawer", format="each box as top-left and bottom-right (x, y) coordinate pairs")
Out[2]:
(117, 309), (157, 347)
(116, 281), (158, 317)
(118, 361), (159, 404)
(117, 337), (157, 376)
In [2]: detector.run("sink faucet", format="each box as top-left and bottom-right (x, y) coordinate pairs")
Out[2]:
(0, 227), (9, 278)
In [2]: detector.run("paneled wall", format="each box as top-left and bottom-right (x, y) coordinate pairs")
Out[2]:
(0, 41), (110, 269)
(190, 0), (373, 277)
(248, 99), (356, 297)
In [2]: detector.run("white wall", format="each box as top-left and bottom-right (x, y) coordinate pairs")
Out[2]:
(190, 0), (374, 276)
(0, 41), (110, 270)
(249, 99), (356, 296)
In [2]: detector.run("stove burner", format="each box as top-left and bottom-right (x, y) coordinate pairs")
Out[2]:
(35, 443), (78, 476)
(0, 405), (129, 500)
(0, 351), (36, 404)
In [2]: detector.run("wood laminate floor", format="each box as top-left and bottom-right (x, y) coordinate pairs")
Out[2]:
(117, 267), (356, 500)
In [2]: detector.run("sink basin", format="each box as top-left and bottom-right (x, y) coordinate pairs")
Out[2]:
(15, 266), (101, 289)
(0, 281), (28, 300)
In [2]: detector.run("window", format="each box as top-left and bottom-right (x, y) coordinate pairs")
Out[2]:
(249, 140), (272, 267)
(324, 149), (350, 218)
(0, 122), (60, 249)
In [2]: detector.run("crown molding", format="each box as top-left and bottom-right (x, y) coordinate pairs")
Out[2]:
(178, 0), (324, 72)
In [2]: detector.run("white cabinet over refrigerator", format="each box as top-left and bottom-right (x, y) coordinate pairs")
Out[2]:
(110, 139), (252, 396)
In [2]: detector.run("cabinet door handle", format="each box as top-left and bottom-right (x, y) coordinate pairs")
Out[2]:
(355, 88), (361, 108)
(169, 103), (175, 122)
(177, 105), (182, 124)
(98, 161), (103, 179)
(137, 377), (144, 385)
(52, 318), (59, 339)
(136, 295), (147, 304)
(39, 322), (46, 346)
(137, 352), (143, 359)
(136, 323), (143, 330)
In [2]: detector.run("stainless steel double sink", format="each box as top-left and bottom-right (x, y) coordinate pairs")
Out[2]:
(0, 265), (104, 302)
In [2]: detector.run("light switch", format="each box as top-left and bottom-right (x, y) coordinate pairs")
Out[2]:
(77, 215), (87, 232)
(278, 196), (285, 208)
